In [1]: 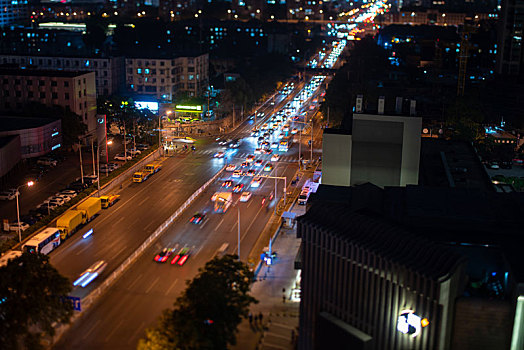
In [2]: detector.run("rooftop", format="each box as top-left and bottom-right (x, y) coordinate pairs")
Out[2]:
(0, 67), (92, 78)
(0, 116), (59, 132)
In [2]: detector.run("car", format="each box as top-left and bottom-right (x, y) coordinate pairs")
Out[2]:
(246, 155), (255, 163)
(136, 143), (150, 150)
(73, 260), (107, 288)
(246, 169), (256, 177)
(254, 148), (263, 155)
(264, 164), (273, 172)
(226, 164), (236, 171)
(60, 190), (78, 197)
(500, 160), (513, 169)
(232, 170), (242, 178)
(263, 149), (273, 155)
(261, 141), (270, 148)
(218, 140), (228, 146)
(233, 184), (244, 193)
(222, 180), (233, 188)
(37, 157), (57, 166)
(229, 141), (240, 148)
(240, 192), (252, 202)
(171, 247), (191, 265)
(240, 162), (249, 168)
(53, 194), (72, 202)
(128, 148), (142, 155)
(255, 160), (264, 167)
(99, 164), (113, 173)
(291, 128), (298, 134)
(282, 125), (290, 132)
(251, 176), (262, 188)
(0, 190), (16, 200)
(211, 192), (220, 202)
(488, 161), (500, 169)
(154, 248), (174, 263)
(44, 196), (65, 206)
(114, 153), (132, 161)
(257, 136), (264, 143)
(190, 213), (206, 224)
(271, 154), (280, 162)
(8, 222), (30, 231)
(271, 142), (278, 149)
(214, 152), (225, 158)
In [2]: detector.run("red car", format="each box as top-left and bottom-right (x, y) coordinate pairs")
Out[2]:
(154, 248), (174, 263)
(222, 180), (233, 188)
(233, 184), (244, 193)
(171, 247), (191, 266)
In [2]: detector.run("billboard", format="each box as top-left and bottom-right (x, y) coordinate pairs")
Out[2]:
(135, 101), (159, 112)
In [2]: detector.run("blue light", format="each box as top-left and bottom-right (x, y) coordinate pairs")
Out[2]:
(51, 144), (61, 150)
(85, 60), (90, 67)
(51, 131), (59, 137)
(83, 229), (93, 239)
(73, 273), (91, 287)
(81, 272), (98, 287)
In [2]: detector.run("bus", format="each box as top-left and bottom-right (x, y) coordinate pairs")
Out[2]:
(22, 228), (61, 255)
(279, 136), (293, 152)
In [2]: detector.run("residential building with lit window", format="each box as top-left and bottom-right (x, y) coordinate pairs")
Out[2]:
(497, 0), (524, 78)
(0, 68), (97, 134)
(0, 54), (125, 97)
(125, 53), (209, 100)
(0, 0), (28, 27)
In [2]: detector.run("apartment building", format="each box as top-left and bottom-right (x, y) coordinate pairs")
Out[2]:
(126, 53), (209, 100)
(0, 68), (97, 134)
(0, 0), (28, 27)
(0, 54), (125, 97)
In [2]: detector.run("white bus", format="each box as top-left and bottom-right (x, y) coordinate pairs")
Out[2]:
(22, 228), (61, 255)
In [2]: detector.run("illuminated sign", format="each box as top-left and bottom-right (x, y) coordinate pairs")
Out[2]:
(397, 310), (428, 337)
(175, 105), (203, 113)
(135, 101), (159, 112)
(51, 131), (59, 137)
(52, 144), (61, 150)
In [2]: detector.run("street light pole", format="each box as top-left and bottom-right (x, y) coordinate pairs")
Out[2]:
(15, 181), (34, 243)
(78, 142), (84, 185)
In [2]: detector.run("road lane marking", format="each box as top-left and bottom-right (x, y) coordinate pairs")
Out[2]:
(230, 220), (237, 233)
(83, 319), (101, 340)
(164, 279), (178, 296)
(145, 276), (160, 294)
(128, 321), (146, 345)
(105, 319), (124, 342)
(112, 216), (125, 227)
(137, 195), (150, 206)
(242, 204), (264, 241)
(75, 243), (91, 256)
(111, 245), (127, 260)
(214, 217), (225, 231)
(127, 273), (142, 290)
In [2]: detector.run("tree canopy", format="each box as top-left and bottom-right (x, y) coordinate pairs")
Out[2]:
(0, 253), (73, 349)
(138, 255), (257, 350)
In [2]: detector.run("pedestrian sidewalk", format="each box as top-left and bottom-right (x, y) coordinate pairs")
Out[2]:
(233, 226), (301, 350)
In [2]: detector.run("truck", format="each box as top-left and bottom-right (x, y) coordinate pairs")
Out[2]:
(100, 194), (120, 208)
(76, 197), (102, 223)
(56, 210), (84, 239)
(145, 162), (162, 175)
(133, 171), (149, 183)
(214, 192), (232, 213)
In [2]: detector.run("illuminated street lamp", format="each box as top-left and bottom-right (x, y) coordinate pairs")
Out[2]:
(15, 181), (34, 243)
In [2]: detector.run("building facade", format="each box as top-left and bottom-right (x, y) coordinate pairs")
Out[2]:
(0, 68), (97, 134)
(0, 54), (125, 97)
(0, 0), (28, 27)
(125, 53), (209, 100)
(297, 201), (467, 350)
(497, 0), (524, 78)
(0, 116), (61, 159)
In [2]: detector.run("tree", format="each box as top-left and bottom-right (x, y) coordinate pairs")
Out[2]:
(444, 95), (485, 142)
(0, 253), (73, 349)
(138, 255), (257, 350)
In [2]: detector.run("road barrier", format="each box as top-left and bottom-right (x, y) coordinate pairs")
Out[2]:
(51, 164), (225, 346)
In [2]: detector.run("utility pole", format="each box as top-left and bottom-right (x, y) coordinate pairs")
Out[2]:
(91, 138), (96, 176)
(78, 142), (84, 184)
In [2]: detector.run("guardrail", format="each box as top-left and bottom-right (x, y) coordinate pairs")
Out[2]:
(52, 164), (225, 345)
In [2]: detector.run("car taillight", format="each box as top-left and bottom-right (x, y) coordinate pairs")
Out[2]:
(171, 255), (180, 264)
(178, 255), (188, 266)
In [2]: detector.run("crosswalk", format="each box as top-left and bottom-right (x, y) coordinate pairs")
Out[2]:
(164, 149), (307, 163)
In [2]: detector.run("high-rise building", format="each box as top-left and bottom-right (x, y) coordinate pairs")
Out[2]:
(497, 0), (524, 78)
(0, 0), (28, 27)
(0, 68), (97, 134)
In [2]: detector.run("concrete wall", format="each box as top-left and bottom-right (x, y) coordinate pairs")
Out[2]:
(0, 136), (21, 177)
(321, 130), (352, 186)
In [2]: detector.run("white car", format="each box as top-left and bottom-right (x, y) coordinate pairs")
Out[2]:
(271, 154), (280, 162)
(53, 194), (71, 203)
(226, 164), (236, 171)
(0, 190), (17, 200)
(239, 192), (252, 202)
(128, 148), (141, 155)
(43, 196), (65, 206)
(214, 152), (225, 158)
(232, 170), (242, 178)
(9, 222), (30, 231)
(251, 176), (262, 188)
(254, 148), (263, 155)
(60, 190), (78, 197)
(114, 153), (132, 161)
(291, 128), (298, 135)
(271, 142), (278, 149)
(246, 155), (255, 163)
(37, 158), (57, 166)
